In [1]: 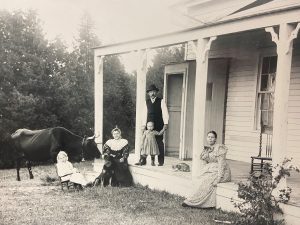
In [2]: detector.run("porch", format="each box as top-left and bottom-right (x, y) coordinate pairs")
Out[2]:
(126, 155), (300, 206)
(126, 155), (300, 224)
(93, 155), (300, 207)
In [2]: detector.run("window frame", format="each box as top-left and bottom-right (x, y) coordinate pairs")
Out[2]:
(255, 54), (277, 134)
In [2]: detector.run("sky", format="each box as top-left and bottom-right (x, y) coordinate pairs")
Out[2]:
(0, 0), (185, 72)
(0, 0), (182, 46)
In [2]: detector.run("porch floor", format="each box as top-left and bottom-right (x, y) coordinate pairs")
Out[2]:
(127, 155), (300, 207)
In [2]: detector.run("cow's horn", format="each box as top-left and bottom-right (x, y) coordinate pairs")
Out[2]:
(86, 135), (95, 140)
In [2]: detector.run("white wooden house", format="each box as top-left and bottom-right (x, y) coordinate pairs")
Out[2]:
(93, 0), (300, 224)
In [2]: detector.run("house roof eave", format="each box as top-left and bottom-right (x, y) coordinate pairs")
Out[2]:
(94, 5), (300, 57)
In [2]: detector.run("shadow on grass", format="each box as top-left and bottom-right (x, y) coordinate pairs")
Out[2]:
(40, 174), (59, 186)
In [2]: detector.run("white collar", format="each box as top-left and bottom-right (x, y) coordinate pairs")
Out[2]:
(106, 139), (128, 151)
(150, 97), (156, 103)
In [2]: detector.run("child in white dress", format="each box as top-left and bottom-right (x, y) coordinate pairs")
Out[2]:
(56, 151), (89, 188)
(140, 121), (165, 166)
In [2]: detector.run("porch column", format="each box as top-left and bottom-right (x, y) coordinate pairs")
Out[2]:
(134, 50), (147, 159)
(266, 23), (300, 190)
(94, 55), (104, 151)
(192, 37), (216, 179)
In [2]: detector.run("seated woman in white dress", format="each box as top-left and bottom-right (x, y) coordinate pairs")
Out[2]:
(182, 131), (231, 208)
(56, 151), (89, 188)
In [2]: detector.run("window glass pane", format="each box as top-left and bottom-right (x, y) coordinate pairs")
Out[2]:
(269, 56), (277, 73)
(268, 111), (273, 127)
(268, 73), (276, 91)
(257, 56), (276, 131)
(260, 75), (268, 91)
(260, 93), (269, 110)
(261, 57), (270, 74)
(261, 110), (268, 126)
(269, 93), (274, 110)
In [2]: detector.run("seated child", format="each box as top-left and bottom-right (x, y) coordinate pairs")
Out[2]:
(56, 151), (89, 188)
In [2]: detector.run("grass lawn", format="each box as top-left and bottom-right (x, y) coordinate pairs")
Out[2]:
(0, 161), (238, 225)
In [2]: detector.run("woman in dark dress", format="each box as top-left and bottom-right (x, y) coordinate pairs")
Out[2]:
(102, 127), (133, 187)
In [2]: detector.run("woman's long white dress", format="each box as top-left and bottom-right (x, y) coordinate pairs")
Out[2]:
(183, 144), (231, 208)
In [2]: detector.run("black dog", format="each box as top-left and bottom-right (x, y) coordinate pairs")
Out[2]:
(93, 161), (114, 187)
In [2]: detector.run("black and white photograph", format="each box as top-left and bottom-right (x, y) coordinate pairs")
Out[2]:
(0, 0), (300, 224)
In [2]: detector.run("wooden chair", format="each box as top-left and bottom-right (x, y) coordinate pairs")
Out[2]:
(55, 164), (74, 191)
(250, 132), (272, 173)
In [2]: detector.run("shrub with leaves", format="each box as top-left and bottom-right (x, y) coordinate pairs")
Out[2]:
(233, 158), (299, 225)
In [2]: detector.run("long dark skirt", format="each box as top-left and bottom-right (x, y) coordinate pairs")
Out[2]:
(103, 157), (133, 187)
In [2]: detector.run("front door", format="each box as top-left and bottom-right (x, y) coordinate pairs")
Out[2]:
(164, 63), (188, 157)
(205, 58), (229, 143)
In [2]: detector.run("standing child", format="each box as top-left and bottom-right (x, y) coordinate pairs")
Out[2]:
(140, 121), (165, 166)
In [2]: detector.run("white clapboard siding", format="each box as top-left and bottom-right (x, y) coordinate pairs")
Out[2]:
(225, 130), (260, 137)
(207, 34), (300, 165)
(287, 54), (300, 165)
(226, 106), (253, 112)
(224, 49), (258, 163)
(291, 66), (300, 73)
(225, 120), (253, 127)
(288, 133), (300, 139)
(227, 96), (254, 102)
(227, 92), (254, 97)
(288, 124), (300, 130)
(226, 111), (253, 117)
(228, 81), (255, 87)
(226, 116), (252, 122)
(289, 90), (300, 96)
(289, 106), (300, 113)
(289, 95), (300, 101)
(288, 117), (300, 124)
(226, 100), (253, 107)
(288, 112), (300, 119)
(229, 76), (255, 82)
(222, 44), (300, 165)
(289, 83), (300, 90)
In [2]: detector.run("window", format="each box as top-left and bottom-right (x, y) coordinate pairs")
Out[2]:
(256, 56), (277, 133)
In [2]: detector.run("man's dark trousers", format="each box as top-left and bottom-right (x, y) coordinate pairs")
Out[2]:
(156, 135), (164, 165)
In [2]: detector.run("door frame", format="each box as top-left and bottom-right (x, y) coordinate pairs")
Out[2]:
(163, 63), (189, 160)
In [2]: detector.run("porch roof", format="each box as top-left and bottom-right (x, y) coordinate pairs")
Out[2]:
(94, 0), (300, 57)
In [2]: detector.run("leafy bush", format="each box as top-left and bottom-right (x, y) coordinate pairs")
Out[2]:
(233, 158), (299, 225)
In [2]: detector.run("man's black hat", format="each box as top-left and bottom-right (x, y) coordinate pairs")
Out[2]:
(146, 84), (159, 93)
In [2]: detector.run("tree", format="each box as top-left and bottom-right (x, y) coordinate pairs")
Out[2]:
(103, 55), (136, 146)
(0, 10), (69, 167)
(0, 10), (61, 137)
(146, 45), (185, 98)
(0, 10), (137, 167)
(52, 12), (101, 136)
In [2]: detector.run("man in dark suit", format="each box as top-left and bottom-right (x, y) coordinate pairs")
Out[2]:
(135, 84), (169, 166)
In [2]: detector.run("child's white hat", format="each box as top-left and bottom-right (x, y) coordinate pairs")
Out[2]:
(57, 151), (68, 162)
